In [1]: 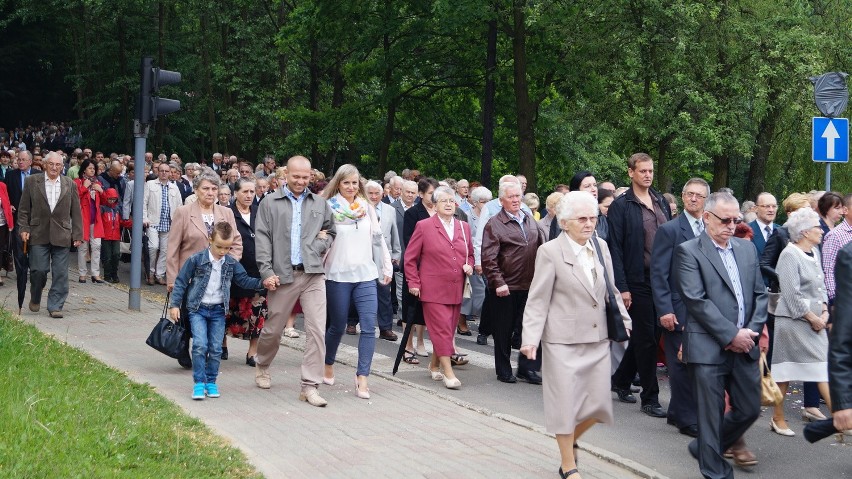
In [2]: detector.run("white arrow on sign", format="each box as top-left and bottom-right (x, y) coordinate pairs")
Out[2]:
(822, 120), (840, 159)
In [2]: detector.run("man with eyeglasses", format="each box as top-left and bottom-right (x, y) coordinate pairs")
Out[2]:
(675, 192), (766, 479)
(650, 179), (711, 441)
(607, 153), (672, 418)
(481, 181), (547, 384)
(17, 152), (83, 318)
(748, 192), (779, 257)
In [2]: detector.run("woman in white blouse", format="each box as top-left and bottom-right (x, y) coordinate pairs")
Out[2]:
(322, 165), (392, 399)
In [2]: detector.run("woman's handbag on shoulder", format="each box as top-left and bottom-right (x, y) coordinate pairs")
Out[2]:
(146, 294), (187, 359)
(760, 351), (784, 406)
(592, 236), (630, 342)
(460, 221), (472, 298)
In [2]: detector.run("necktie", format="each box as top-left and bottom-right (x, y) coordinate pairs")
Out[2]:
(693, 220), (701, 237)
(764, 225), (771, 241)
(588, 248), (598, 284)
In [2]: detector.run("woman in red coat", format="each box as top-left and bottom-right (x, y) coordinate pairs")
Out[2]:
(405, 186), (474, 389)
(0, 180), (14, 285)
(74, 159), (105, 283)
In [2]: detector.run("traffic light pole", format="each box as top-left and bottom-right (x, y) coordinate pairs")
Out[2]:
(826, 162), (832, 191)
(129, 120), (149, 310)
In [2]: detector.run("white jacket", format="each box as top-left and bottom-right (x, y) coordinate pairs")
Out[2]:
(143, 179), (182, 226)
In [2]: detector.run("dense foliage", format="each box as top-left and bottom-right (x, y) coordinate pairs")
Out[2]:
(2, 0), (850, 196)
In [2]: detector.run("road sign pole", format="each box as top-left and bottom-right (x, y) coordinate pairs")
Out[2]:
(826, 162), (832, 191)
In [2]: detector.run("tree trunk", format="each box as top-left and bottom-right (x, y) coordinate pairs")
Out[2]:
(200, 13), (218, 153)
(745, 90), (780, 200)
(308, 37), (321, 166)
(116, 17), (131, 152)
(377, 23), (395, 178)
(711, 154), (729, 191)
(480, 4), (498, 189)
(512, 0), (536, 193)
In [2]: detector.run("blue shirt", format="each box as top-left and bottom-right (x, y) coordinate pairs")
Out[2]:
(283, 185), (306, 265)
(713, 239), (745, 328)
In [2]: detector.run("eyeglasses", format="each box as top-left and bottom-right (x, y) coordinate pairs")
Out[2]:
(568, 216), (598, 224)
(707, 211), (743, 225)
(436, 199), (456, 205)
(683, 192), (706, 199)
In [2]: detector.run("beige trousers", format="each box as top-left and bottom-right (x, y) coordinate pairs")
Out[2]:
(256, 271), (326, 391)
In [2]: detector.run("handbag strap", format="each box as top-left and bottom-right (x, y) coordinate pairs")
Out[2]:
(162, 292), (170, 318)
(592, 235), (619, 306)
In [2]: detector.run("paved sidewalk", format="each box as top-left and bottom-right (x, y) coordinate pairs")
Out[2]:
(4, 276), (661, 479)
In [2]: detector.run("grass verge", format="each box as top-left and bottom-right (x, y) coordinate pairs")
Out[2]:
(0, 311), (261, 478)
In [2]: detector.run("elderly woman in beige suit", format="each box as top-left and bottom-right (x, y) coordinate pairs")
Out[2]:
(520, 191), (630, 479)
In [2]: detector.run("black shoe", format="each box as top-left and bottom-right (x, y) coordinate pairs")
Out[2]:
(511, 334), (521, 349)
(612, 387), (637, 403)
(641, 403), (666, 418)
(456, 326), (472, 336)
(630, 385), (641, 393)
(220, 347), (229, 360)
(396, 319), (403, 326)
(679, 424), (699, 438)
(497, 374), (517, 383)
(476, 334), (488, 345)
(178, 356), (192, 369)
(246, 354), (256, 367)
(516, 370), (542, 385)
(632, 374), (641, 387)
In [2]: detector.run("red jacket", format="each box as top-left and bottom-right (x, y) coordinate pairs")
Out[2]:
(0, 182), (14, 231)
(404, 214), (474, 305)
(75, 177), (103, 240)
(99, 205), (131, 241)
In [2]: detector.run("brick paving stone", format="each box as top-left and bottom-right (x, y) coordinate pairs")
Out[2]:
(7, 271), (661, 479)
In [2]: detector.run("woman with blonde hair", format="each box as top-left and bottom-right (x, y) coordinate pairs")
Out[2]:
(321, 164), (392, 399)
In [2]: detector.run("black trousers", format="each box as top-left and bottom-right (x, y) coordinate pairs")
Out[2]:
(689, 354), (761, 479)
(489, 289), (540, 378)
(101, 239), (120, 280)
(612, 281), (660, 405)
(663, 329), (697, 427)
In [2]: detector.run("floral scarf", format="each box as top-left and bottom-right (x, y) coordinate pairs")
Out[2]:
(328, 193), (367, 225)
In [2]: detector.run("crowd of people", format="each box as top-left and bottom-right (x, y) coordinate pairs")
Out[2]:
(2, 134), (851, 479)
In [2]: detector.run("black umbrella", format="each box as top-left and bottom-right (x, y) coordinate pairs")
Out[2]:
(15, 236), (28, 314)
(392, 285), (422, 375)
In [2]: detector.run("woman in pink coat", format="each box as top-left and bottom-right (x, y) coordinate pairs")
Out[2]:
(405, 186), (474, 389)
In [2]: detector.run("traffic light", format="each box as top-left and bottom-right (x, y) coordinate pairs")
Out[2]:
(137, 56), (182, 124)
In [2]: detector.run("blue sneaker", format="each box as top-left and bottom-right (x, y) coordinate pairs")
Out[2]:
(205, 383), (220, 398)
(192, 382), (205, 400)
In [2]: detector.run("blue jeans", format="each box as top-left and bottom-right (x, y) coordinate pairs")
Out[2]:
(325, 280), (377, 377)
(189, 304), (226, 384)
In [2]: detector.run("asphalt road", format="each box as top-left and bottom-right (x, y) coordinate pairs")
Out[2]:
(113, 263), (850, 478)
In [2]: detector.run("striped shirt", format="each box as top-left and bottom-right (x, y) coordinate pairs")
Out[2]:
(822, 218), (852, 302)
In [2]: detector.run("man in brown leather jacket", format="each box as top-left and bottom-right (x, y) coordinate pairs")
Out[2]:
(481, 181), (546, 384)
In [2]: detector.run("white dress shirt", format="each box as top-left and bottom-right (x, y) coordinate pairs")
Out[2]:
(45, 176), (62, 212)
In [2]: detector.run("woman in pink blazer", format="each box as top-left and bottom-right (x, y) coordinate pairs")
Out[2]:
(404, 186), (474, 389)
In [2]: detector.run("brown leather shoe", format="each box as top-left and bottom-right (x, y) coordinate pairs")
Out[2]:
(29, 301), (40, 312)
(48, 310), (64, 318)
(730, 447), (757, 467)
(379, 330), (398, 341)
(345, 324), (357, 335)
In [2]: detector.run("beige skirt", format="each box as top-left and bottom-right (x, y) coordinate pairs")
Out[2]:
(542, 340), (613, 434)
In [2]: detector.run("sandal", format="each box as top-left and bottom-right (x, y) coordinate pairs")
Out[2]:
(559, 467), (579, 479)
(403, 350), (420, 365)
(450, 353), (469, 366)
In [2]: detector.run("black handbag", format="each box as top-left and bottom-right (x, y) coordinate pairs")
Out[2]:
(145, 294), (187, 358)
(592, 235), (630, 342)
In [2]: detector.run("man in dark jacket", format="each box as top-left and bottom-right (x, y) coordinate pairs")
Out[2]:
(829, 242), (852, 433)
(607, 152), (672, 417)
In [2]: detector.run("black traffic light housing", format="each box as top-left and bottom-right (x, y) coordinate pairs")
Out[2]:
(138, 56), (181, 124)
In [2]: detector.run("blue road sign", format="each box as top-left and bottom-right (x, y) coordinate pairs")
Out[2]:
(813, 117), (849, 163)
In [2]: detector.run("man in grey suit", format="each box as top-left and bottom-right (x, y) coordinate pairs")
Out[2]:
(675, 192), (767, 479)
(17, 152), (83, 317)
(392, 180), (417, 312)
(367, 180), (401, 341)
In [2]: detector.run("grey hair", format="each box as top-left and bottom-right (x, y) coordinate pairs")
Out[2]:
(556, 191), (598, 223)
(785, 207), (820, 243)
(389, 175), (403, 186)
(365, 180), (383, 192)
(682, 178), (710, 197)
(498, 181), (521, 199)
(219, 184), (231, 194)
(193, 167), (221, 190)
(403, 180), (417, 191)
(704, 192), (739, 212)
(470, 186), (493, 203)
(383, 170), (397, 183)
(432, 185), (456, 204)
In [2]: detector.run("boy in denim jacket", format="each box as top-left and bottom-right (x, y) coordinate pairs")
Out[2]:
(169, 221), (279, 399)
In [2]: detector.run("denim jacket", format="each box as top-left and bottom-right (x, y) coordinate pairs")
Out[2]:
(169, 248), (262, 312)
